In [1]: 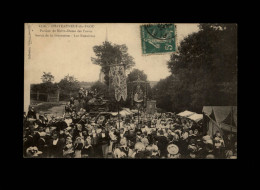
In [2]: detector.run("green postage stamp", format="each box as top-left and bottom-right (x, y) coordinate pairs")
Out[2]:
(140, 23), (176, 55)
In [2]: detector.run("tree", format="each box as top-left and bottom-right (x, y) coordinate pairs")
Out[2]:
(41, 72), (54, 83)
(58, 74), (80, 99)
(165, 23), (237, 112)
(127, 69), (147, 82)
(90, 81), (108, 97)
(91, 41), (135, 86)
(30, 72), (57, 94)
(58, 74), (80, 91)
(152, 75), (176, 112)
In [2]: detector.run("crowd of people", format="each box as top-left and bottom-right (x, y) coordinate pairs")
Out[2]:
(23, 103), (237, 159)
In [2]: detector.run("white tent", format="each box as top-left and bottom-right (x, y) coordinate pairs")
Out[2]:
(119, 110), (131, 117)
(130, 109), (138, 113)
(177, 110), (195, 117)
(122, 108), (133, 115)
(111, 112), (118, 116)
(111, 108), (133, 117)
(202, 106), (237, 137)
(188, 113), (203, 122)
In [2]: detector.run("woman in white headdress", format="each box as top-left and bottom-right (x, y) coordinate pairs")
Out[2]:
(113, 138), (129, 158)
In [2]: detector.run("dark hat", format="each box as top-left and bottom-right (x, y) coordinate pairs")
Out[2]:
(189, 139), (197, 145)
(158, 130), (164, 135)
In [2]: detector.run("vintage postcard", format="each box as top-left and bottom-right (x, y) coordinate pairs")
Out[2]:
(24, 23), (237, 159)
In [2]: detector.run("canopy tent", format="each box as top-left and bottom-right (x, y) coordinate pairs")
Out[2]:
(177, 110), (203, 123)
(130, 109), (138, 113)
(123, 108), (133, 115)
(177, 110), (195, 117)
(202, 106), (237, 137)
(188, 113), (203, 122)
(110, 108), (134, 117)
(119, 110), (128, 117)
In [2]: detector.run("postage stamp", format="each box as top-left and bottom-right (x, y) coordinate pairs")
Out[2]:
(140, 23), (176, 55)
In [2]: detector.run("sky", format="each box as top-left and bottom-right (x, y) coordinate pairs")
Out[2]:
(25, 23), (199, 84)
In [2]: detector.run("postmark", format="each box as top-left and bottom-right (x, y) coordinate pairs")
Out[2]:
(140, 23), (176, 55)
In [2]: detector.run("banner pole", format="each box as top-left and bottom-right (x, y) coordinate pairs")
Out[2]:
(118, 101), (120, 130)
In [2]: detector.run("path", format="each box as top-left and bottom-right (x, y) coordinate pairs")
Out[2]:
(38, 100), (81, 118)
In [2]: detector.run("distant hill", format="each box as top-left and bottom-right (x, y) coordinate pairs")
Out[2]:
(149, 81), (158, 88)
(78, 81), (96, 89)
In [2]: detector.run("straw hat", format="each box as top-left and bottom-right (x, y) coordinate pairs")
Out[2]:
(167, 144), (179, 155)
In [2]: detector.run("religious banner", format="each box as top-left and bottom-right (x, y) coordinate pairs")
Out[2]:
(146, 100), (156, 114)
(109, 65), (127, 102)
(134, 84), (144, 103)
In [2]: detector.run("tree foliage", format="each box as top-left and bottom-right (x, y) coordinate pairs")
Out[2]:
(153, 23), (237, 113)
(91, 41), (135, 86)
(57, 75), (80, 100)
(31, 82), (58, 94)
(90, 81), (108, 97)
(58, 74), (80, 92)
(152, 75), (175, 112)
(31, 72), (57, 93)
(127, 69), (147, 82)
(41, 72), (54, 83)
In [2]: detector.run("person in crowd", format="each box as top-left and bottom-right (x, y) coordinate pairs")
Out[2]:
(133, 142), (146, 158)
(186, 143), (197, 159)
(70, 97), (75, 105)
(155, 130), (168, 158)
(27, 106), (37, 119)
(23, 129), (34, 157)
(37, 132), (47, 157)
(63, 137), (74, 158)
(213, 131), (225, 158)
(74, 136), (84, 158)
(26, 146), (43, 158)
(49, 132), (64, 158)
(113, 139), (130, 158)
(98, 128), (110, 158)
(82, 136), (94, 158)
(23, 104), (236, 159)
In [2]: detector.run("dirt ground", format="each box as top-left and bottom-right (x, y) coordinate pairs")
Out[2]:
(34, 100), (81, 118)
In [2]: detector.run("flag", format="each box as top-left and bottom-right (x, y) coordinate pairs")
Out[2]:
(109, 65), (127, 102)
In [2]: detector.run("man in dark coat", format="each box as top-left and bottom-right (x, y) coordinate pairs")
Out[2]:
(49, 133), (65, 158)
(55, 118), (68, 131)
(69, 97), (75, 105)
(32, 131), (41, 147)
(98, 128), (110, 158)
(155, 130), (168, 157)
(37, 132), (48, 158)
